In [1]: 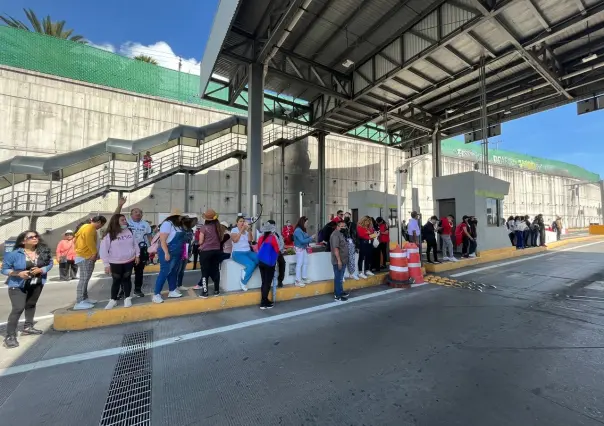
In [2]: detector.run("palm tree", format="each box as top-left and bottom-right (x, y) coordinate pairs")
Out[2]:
(134, 55), (159, 65)
(0, 8), (86, 43)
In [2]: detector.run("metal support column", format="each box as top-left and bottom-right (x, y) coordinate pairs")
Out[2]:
(237, 157), (243, 214)
(479, 55), (490, 175)
(29, 216), (38, 232)
(431, 121), (442, 178)
(317, 132), (326, 226)
(281, 144), (286, 228)
(247, 63), (264, 221)
(600, 180), (604, 224)
(183, 172), (190, 213)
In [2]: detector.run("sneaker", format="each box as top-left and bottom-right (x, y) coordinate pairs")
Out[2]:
(73, 301), (94, 310)
(277, 282), (283, 288)
(260, 302), (275, 310)
(3, 335), (19, 349)
(124, 297), (133, 308)
(193, 284), (202, 290)
(303, 278), (312, 284)
(214, 290), (220, 297)
(83, 298), (98, 305)
(365, 271), (375, 277)
(168, 290), (183, 298)
(358, 273), (367, 279)
(434, 261), (442, 264)
(200, 290), (209, 299)
(105, 299), (118, 310)
(295, 280), (306, 288)
(152, 294), (164, 304)
(240, 282), (248, 291)
(335, 295), (348, 302)
(442, 257), (450, 262)
(450, 257), (459, 262)
(22, 326), (43, 335)
(352, 273), (360, 281)
(341, 292), (350, 298)
(134, 290), (145, 298)
(469, 253), (477, 258)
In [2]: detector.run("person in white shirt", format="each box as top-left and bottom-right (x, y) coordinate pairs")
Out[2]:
(407, 211), (421, 244)
(116, 197), (151, 298)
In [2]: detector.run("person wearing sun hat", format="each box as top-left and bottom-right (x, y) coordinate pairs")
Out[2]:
(195, 208), (225, 298)
(152, 208), (184, 303)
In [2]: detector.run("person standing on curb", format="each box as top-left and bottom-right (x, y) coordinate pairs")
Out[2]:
(257, 222), (279, 309)
(267, 219), (285, 288)
(73, 216), (107, 310)
(115, 197), (151, 298)
(423, 216), (441, 264)
(536, 214), (546, 246)
(555, 216), (563, 241)
(439, 215), (458, 262)
(56, 230), (77, 281)
(343, 212), (360, 281)
(330, 220), (350, 302)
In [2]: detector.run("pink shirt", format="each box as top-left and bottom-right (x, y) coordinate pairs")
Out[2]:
(100, 229), (140, 267)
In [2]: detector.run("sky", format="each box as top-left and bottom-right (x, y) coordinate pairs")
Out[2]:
(2, 0), (603, 178)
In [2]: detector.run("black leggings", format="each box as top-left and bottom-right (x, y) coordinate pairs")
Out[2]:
(6, 284), (43, 336)
(199, 250), (221, 292)
(508, 232), (515, 246)
(111, 262), (134, 300)
(259, 263), (276, 305)
(378, 242), (388, 268)
(426, 239), (438, 262)
(358, 240), (373, 273)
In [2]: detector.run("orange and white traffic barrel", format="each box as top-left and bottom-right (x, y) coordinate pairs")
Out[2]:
(406, 242), (424, 284)
(387, 245), (409, 288)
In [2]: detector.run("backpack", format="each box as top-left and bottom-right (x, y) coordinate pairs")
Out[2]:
(257, 235), (278, 267)
(148, 221), (170, 254)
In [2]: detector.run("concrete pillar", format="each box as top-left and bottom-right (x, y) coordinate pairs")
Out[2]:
(600, 180), (604, 224)
(183, 173), (190, 213)
(281, 144), (286, 228)
(237, 157), (243, 214)
(246, 63), (264, 217)
(29, 216), (38, 231)
(431, 122), (442, 178)
(317, 132), (326, 226)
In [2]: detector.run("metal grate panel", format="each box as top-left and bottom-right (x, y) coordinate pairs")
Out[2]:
(99, 330), (153, 426)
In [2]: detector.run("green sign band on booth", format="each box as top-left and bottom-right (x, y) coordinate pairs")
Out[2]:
(475, 189), (506, 199)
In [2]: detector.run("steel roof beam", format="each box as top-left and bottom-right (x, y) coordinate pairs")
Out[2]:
(573, 0), (587, 15)
(525, 0), (551, 32)
(466, 31), (496, 58)
(425, 57), (455, 78)
(471, 0), (572, 99)
(287, 0), (337, 53)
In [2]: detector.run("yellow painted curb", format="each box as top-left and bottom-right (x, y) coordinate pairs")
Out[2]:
(53, 273), (388, 331)
(425, 235), (604, 273)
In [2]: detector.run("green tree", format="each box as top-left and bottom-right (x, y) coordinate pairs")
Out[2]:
(0, 8), (86, 43)
(134, 55), (159, 65)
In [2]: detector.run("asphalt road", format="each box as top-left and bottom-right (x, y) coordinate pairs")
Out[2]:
(0, 239), (603, 425)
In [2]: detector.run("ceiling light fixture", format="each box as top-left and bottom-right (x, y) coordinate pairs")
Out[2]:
(446, 108), (456, 114)
(342, 59), (354, 68)
(582, 53), (598, 63)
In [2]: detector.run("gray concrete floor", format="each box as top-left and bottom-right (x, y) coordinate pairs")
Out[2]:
(1, 240), (604, 425)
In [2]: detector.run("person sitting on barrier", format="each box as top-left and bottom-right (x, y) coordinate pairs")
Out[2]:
(506, 216), (516, 246)
(56, 230), (77, 281)
(74, 215), (107, 310)
(2, 230), (53, 349)
(330, 219), (350, 302)
(230, 216), (258, 291)
(257, 222), (280, 309)
(423, 216), (441, 264)
(152, 209), (184, 303)
(293, 216), (315, 287)
(343, 212), (360, 281)
(197, 209), (224, 298)
(514, 216), (526, 249)
(100, 214), (140, 310)
(357, 216), (377, 279)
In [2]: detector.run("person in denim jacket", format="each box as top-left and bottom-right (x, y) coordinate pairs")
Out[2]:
(2, 230), (53, 349)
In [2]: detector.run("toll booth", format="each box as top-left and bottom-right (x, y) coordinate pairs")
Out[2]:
(433, 171), (510, 251)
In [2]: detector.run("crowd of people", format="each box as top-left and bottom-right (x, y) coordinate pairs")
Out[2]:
(505, 214), (562, 249)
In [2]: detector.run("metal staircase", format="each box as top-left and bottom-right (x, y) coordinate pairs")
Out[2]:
(0, 117), (313, 226)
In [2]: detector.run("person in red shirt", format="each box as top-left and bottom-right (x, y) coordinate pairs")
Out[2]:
(142, 151), (153, 179)
(439, 215), (458, 262)
(257, 222), (280, 309)
(282, 220), (294, 246)
(455, 215), (475, 258)
(376, 217), (390, 270)
(356, 216), (377, 278)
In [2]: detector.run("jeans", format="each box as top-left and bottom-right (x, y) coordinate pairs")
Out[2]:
(6, 285), (43, 336)
(441, 235), (454, 258)
(59, 261), (78, 280)
(199, 250), (222, 292)
(358, 240), (373, 273)
(76, 258), (95, 303)
(154, 248), (181, 295)
(332, 264), (345, 297)
(515, 230), (524, 249)
(295, 247), (308, 281)
(523, 229), (531, 247)
(426, 238), (438, 262)
(110, 262), (134, 300)
(259, 263), (275, 305)
(231, 250), (258, 285)
(531, 229), (539, 247)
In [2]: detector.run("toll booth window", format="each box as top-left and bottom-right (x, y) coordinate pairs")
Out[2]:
(486, 198), (501, 227)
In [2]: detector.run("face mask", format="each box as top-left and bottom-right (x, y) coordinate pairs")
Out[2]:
(344, 217), (350, 223)
(340, 228), (346, 233)
(120, 225), (128, 230)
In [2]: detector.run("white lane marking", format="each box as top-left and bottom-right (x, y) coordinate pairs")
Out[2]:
(0, 315), (54, 327)
(451, 241), (604, 278)
(0, 287), (421, 377)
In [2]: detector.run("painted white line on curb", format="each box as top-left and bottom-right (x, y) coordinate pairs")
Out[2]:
(451, 241), (604, 278)
(0, 287), (428, 377)
(0, 315), (54, 327)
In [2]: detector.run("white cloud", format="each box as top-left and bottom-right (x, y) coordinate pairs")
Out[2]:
(89, 42), (116, 53)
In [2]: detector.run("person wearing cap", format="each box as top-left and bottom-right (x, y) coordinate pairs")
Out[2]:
(115, 197), (152, 298)
(56, 230), (77, 281)
(196, 209), (224, 298)
(153, 208), (185, 303)
(257, 222), (280, 309)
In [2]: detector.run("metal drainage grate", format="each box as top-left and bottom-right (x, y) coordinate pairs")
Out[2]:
(100, 330), (153, 426)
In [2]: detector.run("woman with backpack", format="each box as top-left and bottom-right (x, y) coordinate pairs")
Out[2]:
(257, 222), (280, 309)
(99, 214), (140, 309)
(151, 208), (184, 303)
(2, 230), (53, 349)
